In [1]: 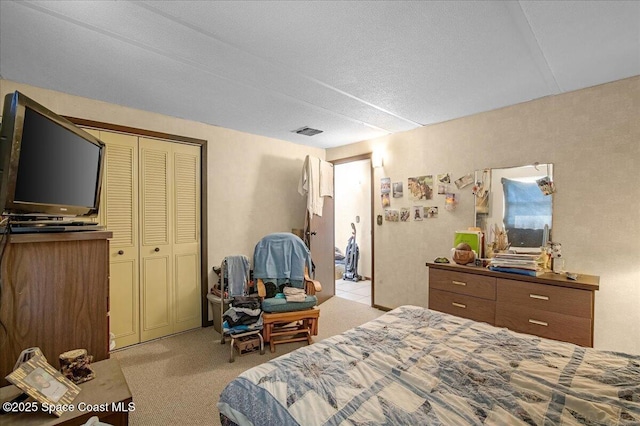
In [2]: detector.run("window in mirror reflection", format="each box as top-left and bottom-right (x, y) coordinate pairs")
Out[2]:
(475, 164), (553, 252)
(502, 178), (552, 249)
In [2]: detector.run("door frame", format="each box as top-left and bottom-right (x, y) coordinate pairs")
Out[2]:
(65, 117), (210, 327)
(331, 153), (381, 309)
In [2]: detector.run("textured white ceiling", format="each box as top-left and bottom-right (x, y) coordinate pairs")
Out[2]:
(1, 1), (638, 148)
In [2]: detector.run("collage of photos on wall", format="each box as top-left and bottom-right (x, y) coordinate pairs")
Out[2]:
(382, 172), (463, 222)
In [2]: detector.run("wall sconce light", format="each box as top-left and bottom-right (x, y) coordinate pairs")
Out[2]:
(372, 151), (384, 168)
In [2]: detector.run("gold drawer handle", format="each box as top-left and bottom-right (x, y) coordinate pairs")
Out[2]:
(529, 319), (548, 327)
(452, 280), (467, 286)
(452, 302), (467, 309)
(529, 294), (549, 301)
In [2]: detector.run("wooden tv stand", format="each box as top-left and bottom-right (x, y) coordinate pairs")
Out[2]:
(426, 262), (599, 347)
(0, 231), (112, 386)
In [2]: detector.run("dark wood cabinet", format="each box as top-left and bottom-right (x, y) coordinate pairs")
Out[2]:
(427, 262), (599, 347)
(0, 231), (112, 386)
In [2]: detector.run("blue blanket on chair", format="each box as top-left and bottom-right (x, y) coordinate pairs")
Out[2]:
(253, 233), (311, 282)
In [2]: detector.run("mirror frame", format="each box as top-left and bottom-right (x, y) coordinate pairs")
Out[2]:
(475, 163), (553, 253)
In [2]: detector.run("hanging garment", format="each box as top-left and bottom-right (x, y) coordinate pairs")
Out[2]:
(319, 159), (334, 198)
(225, 256), (250, 297)
(298, 155), (324, 216)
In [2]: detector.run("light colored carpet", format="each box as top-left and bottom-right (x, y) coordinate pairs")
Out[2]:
(112, 296), (385, 425)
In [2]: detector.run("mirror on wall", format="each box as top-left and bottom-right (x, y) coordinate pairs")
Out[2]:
(474, 164), (553, 252)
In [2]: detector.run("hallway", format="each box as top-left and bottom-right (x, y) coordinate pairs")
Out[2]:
(335, 278), (371, 305)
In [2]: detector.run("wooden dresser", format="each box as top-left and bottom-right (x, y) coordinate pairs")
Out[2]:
(426, 262), (599, 347)
(0, 231), (112, 386)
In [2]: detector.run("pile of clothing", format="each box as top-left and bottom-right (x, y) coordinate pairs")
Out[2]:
(222, 296), (263, 333)
(283, 286), (306, 302)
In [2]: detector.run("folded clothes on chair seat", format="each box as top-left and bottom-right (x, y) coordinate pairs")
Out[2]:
(263, 279), (305, 299)
(283, 287), (306, 302)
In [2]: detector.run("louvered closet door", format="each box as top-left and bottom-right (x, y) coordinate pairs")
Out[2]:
(172, 142), (201, 333)
(139, 137), (173, 342)
(99, 132), (140, 349)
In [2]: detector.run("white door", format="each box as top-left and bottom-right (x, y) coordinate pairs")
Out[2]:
(309, 195), (335, 304)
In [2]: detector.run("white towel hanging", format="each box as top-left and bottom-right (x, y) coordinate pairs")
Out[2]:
(319, 160), (333, 198)
(298, 155), (324, 216)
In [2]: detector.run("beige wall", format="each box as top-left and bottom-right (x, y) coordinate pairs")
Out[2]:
(0, 80), (325, 296)
(327, 76), (640, 355)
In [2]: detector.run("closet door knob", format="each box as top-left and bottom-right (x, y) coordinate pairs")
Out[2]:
(154, 247), (160, 252)
(117, 250), (124, 255)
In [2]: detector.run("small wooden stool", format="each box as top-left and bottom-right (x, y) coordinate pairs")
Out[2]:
(262, 307), (319, 352)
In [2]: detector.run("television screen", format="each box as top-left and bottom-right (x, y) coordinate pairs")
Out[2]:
(15, 108), (101, 208)
(0, 91), (105, 218)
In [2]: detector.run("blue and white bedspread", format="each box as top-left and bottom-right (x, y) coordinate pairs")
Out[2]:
(218, 305), (640, 425)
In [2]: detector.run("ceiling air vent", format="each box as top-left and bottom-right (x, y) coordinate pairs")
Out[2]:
(291, 126), (323, 137)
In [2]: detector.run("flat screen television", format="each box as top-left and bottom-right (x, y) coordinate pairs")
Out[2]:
(0, 91), (105, 219)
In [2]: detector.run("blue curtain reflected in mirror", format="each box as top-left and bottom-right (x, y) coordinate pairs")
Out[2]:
(502, 178), (552, 249)
(475, 164), (554, 252)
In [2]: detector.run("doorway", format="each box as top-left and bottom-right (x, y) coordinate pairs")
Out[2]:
(333, 158), (372, 305)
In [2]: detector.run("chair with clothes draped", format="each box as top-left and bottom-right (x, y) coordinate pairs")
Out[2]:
(218, 255), (264, 362)
(253, 233), (322, 352)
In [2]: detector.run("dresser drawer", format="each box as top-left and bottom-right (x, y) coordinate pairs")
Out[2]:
(429, 288), (495, 324)
(430, 268), (496, 300)
(497, 279), (593, 318)
(496, 303), (592, 347)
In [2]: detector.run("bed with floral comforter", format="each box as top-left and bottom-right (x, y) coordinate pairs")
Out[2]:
(218, 305), (640, 425)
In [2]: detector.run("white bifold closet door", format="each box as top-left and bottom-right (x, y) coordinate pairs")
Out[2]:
(99, 131), (140, 348)
(94, 130), (201, 349)
(139, 137), (201, 342)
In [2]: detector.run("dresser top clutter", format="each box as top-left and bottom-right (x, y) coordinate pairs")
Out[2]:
(426, 262), (599, 291)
